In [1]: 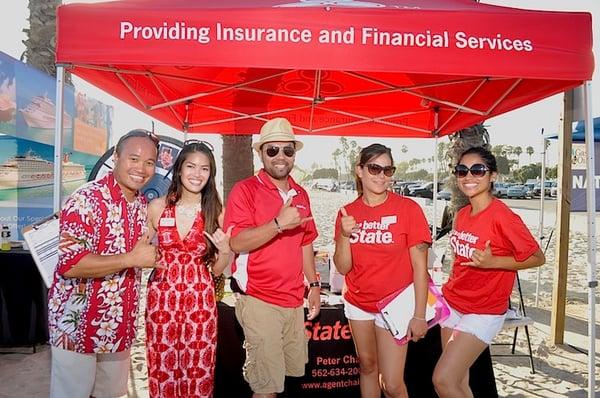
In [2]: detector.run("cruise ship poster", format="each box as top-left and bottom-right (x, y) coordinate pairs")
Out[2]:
(0, 52), (16, 135)
(0, 135), (99, 240)
(14, 58), (75, 148)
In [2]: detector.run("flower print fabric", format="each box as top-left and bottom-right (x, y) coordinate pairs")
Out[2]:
(146, 205), (217, 398)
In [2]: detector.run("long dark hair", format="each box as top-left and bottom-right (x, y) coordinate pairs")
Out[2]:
(167, 142), (222, 265)
(458, 146), (498, 192)
(355, 143), (394, 196)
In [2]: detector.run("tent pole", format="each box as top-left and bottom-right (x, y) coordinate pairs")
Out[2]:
(184, 101), (190, 142)
(583, 80), (597, 398)
(535, 130), (546, 306)
(432, 109), (439, 252)
(53, 66), (65, 213)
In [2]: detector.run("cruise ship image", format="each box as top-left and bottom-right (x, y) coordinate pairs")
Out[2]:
(0, 151), (85, 190)
(0, 94), (16, 122)
(19, 94), (72, 129)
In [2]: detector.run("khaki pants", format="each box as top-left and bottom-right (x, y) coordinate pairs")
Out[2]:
(50, 346), (130, 398)
(235, 295), (308, 394)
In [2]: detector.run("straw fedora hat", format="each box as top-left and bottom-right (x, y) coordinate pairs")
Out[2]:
(252, 118), (304, 152)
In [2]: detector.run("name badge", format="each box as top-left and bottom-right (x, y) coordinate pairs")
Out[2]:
(381, 215), (397, 225)
(159, 217), (175, 227)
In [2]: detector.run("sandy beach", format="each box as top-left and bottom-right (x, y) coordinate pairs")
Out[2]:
(0, 188), (598, 397)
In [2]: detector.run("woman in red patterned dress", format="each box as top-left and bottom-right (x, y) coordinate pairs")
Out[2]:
(145, 141), (232, 398)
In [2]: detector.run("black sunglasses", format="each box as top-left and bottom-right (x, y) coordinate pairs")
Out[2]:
(453, 163), (490, 178)
(265, 145), (295, 158)
(184, 139), (214, 152)
(363, 163), (396, 177)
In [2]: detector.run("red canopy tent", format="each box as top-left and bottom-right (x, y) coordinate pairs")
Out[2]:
(54, 1), (596, 394)
(55, 0), (593, 137)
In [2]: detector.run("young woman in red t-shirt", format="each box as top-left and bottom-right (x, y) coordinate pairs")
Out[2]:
(334, 143), (432, 398)
(433, 147), (545, 398)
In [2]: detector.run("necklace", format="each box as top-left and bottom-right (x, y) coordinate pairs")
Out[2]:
(175, 202), (201, 218)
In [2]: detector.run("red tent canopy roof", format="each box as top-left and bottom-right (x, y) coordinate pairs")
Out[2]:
(56, 0), (594, 137)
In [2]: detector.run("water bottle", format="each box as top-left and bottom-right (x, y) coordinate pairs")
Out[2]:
(1, 225), (11, 251)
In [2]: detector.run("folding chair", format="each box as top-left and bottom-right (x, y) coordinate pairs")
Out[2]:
(492, 272), (535, 373)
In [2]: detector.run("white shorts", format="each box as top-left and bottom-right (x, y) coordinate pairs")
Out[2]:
(343, 298), (388, 330)
(439, 304), (506, 345)
(50, 346), (130, 398)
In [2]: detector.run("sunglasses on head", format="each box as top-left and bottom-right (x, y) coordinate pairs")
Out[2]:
(264, 145), (296, 158)
(184, 139), (214, 152)
(453, 163), (490, 178)
(363, 163), (396, 177)
(119, 129), (160, 148)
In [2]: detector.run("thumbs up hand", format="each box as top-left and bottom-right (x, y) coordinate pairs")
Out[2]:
(339, 207), (357, 238)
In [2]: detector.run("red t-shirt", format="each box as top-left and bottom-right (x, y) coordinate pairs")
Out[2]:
(224, 169), (318, 308)
(335, 193), (431, 312)
(442, 198), (539, 315)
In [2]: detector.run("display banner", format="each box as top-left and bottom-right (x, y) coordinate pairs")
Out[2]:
(0, 51), (111, 239)
(571, 141), (600, 212)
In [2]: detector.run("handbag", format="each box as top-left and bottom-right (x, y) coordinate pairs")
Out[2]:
(376, 279), (450, 345)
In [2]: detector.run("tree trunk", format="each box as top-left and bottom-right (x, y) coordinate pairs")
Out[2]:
(445, 124), (490, 220)
(23, 0), (71, 84)
(222, 135), (254, 202)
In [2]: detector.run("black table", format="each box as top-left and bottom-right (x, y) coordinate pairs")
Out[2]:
(215, 300), (498, 397)
(0, 249), (49, 348)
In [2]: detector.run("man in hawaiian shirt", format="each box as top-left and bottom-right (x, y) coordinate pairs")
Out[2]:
(48, 129), (161, 398)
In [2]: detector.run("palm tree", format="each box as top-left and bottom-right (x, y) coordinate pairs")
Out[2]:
(526, 146), (534, 163)
(514, 146), (523, 165)
(445, 124), (490, 219)
(23, 0), (69, 83)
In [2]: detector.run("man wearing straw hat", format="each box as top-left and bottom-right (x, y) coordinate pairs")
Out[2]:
(225, 117), (321, 397)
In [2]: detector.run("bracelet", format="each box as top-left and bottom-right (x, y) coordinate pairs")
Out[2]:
(309, 281), (321, 288)
(273, 217), (283, 233)
(412, 316), (426, 321)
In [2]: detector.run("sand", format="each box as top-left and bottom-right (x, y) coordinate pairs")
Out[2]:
(0, 188), (598, 397)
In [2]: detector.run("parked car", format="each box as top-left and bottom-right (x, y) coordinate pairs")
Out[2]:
(523, 182), (536, 198)
(507, 184), (528, 199)
(411, 182), (445, 199)
(339, 181), (356, 191)
(438, 188), (452, 201)
(493, 182), (510, 198)
(550, 181), (558, 197)
(312, 178), (339, 192)
(532, 181), (554, 197)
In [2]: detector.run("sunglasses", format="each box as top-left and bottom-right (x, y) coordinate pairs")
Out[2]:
(453, 163), (490, 178)
(363, 163), (396, 177)
(184, 139), (214, 152)
(265, 145), (295, 158)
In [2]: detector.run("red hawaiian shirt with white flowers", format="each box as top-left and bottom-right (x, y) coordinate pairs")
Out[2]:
(48, 172), (147, 354)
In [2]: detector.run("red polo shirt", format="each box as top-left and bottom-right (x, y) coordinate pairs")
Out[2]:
(224, 169), (318, 308)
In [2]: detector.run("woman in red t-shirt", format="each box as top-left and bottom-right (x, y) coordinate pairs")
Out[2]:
(334, 143), (432, 398)
(433, 147), (545, 398)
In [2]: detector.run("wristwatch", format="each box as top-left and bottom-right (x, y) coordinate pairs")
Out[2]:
(309, 281), (321, 288)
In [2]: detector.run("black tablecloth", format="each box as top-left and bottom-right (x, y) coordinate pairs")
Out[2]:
(215, 300), (498, 398)
(0, 249), (49, 347)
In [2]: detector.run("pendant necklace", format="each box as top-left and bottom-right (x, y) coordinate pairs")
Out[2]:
(176, 202), (201, 218)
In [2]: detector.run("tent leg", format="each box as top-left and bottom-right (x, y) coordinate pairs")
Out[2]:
(583, 81), (597, 398)
(53, 66), (65, 213)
